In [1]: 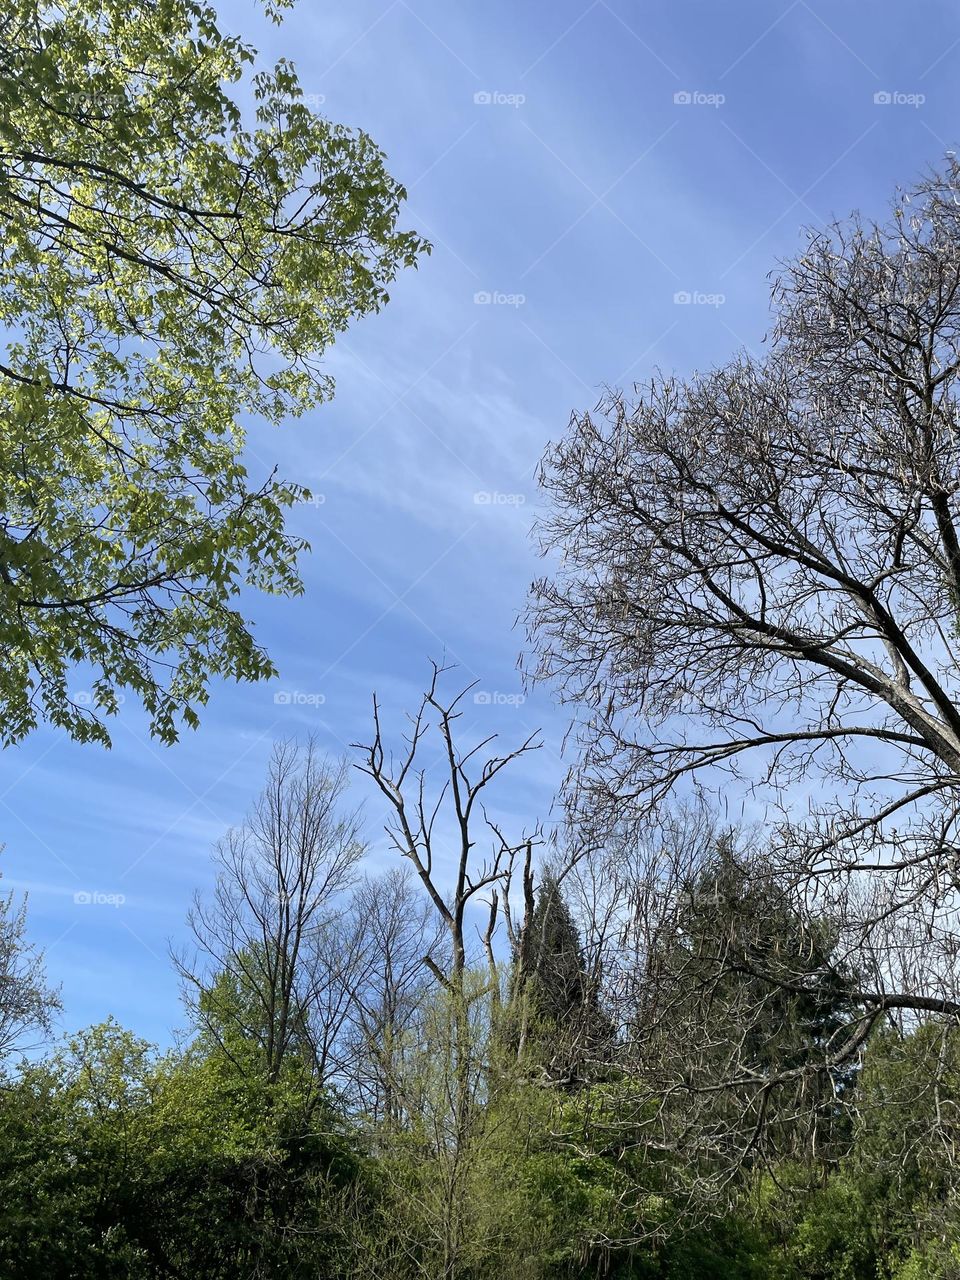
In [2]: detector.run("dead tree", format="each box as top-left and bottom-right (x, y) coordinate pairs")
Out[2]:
(353, 661), (541, 994)
(354, 663), (542, 1280)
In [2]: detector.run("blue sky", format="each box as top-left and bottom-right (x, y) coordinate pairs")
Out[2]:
(5, 0), (960, 1047)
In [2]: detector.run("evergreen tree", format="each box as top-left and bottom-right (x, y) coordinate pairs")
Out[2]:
(512, 872), (611, 1083)
(639, 836), (862, 1172)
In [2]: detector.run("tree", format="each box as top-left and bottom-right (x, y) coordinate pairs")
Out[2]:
(0, 1019), (367, 1278)
(635, 836), (860, 1179)
(0, 851), (59, 1063)
(510, 870), (610, 1083)
(530, 155), (960, 1062)
(346, 867), (448, 1128)
(0, 0), (427, 745)
(763, 1023), (960, 1280)
(354, 661), (541, 993)
(176, 742), (365, 1093)
(354, 662), (542, 1280)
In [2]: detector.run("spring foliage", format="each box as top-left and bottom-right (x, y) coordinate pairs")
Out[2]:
(0, 0), (426, 744)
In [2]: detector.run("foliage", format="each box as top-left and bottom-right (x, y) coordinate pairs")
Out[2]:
(8, 866), (960, 1278)
(0, 0), (427, 744)
(0, 1020), (367, 1277)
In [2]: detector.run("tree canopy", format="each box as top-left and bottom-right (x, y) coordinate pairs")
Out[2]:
(0, 0), (427, 745)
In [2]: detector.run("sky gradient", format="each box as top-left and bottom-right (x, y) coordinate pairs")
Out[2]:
(5, 0), (960, 1045)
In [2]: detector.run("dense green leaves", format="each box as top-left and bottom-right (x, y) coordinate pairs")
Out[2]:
(0, 0), (427, 744)
(0, 1020), (367, 1278)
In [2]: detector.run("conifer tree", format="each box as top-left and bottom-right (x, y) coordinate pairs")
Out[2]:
(512, 872), (610, 1083)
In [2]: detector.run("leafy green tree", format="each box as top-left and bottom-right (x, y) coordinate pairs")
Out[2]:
(0, 1019), (369, 1277)
(0, 0), (427, 745)
(749, 1024), (960, 1280)
(841, 1025), (960, 1279)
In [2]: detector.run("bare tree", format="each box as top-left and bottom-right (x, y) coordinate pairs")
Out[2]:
(343, 867), (447, 1126)
(353, 661), (541, 993)
(175, 741), (365, 1090)
(530, 157), (960, 1062)
(0, 851), (59, 1064)
(296, 906), (371, 1090)
(354, 663), (542, 1280)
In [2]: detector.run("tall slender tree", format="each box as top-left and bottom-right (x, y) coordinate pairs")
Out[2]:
(175, 742), (365, 1093)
